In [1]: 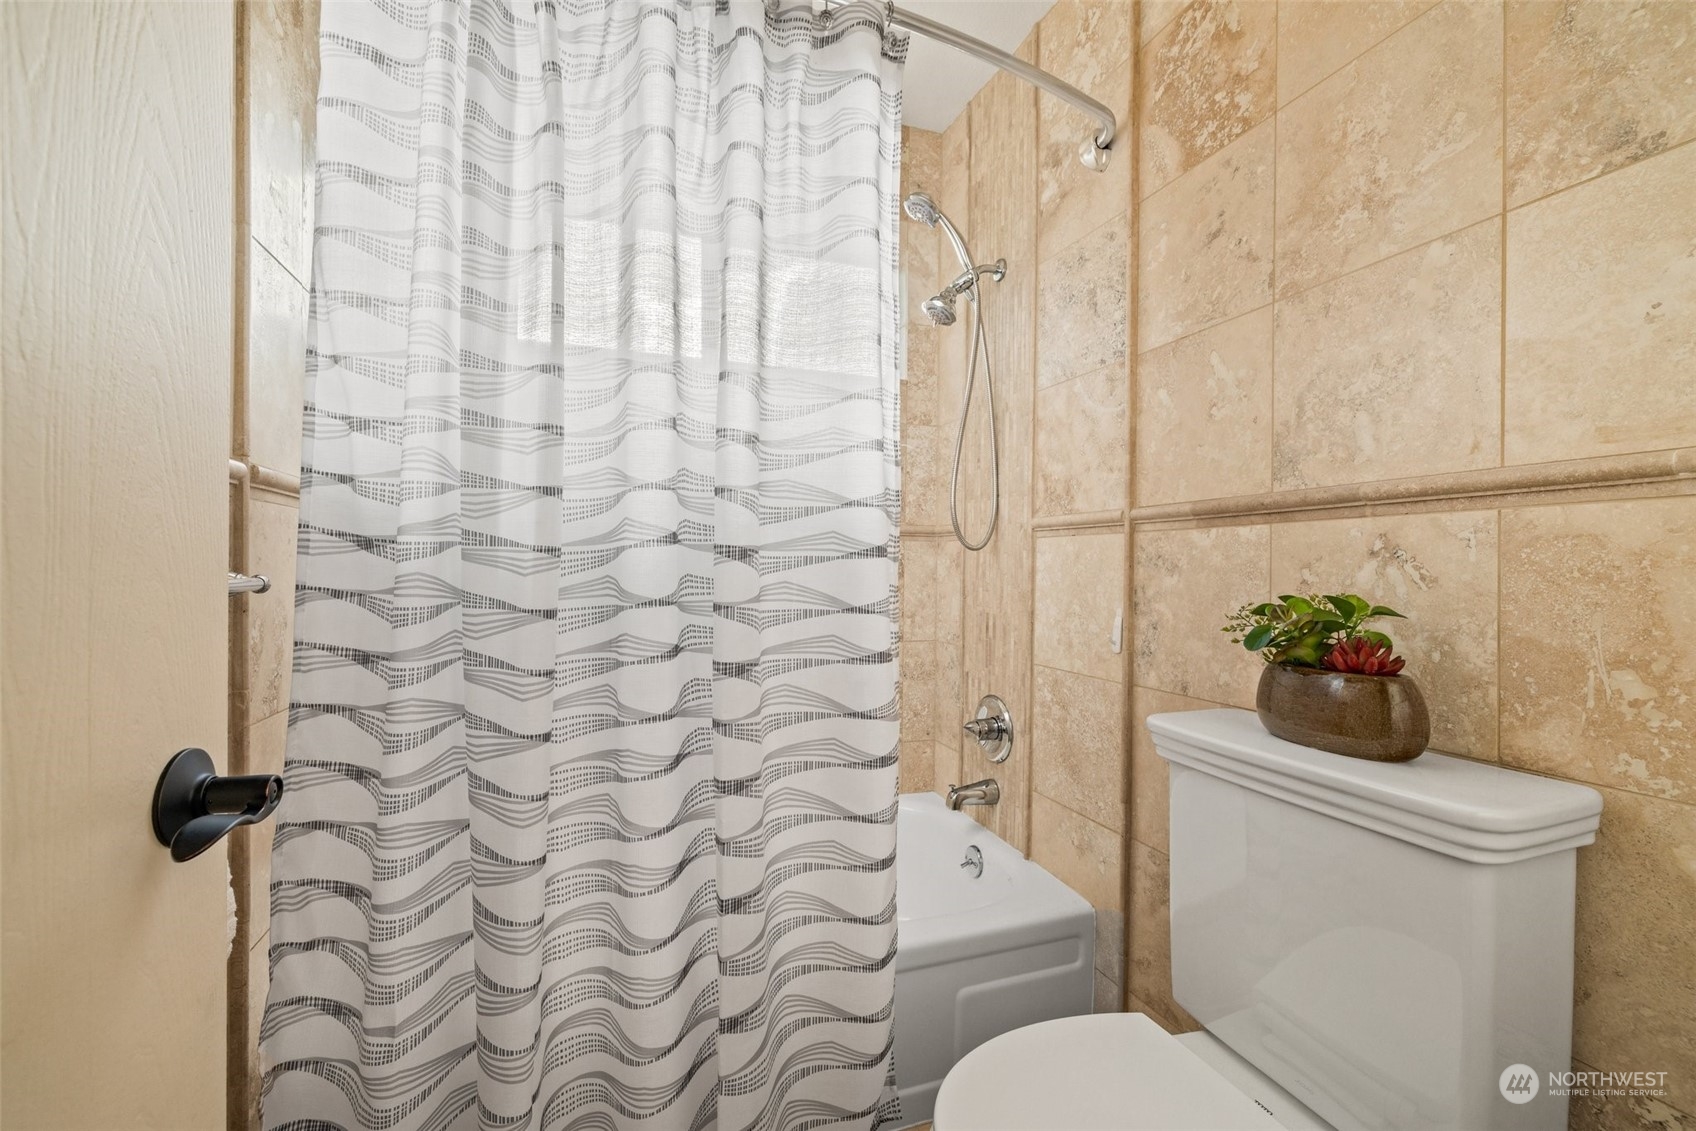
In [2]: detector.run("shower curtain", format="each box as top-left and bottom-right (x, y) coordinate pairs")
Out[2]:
(262, 3), (906, 1128)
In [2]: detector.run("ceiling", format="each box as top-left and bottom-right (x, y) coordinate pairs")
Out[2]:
(896, 1), (1057, 132)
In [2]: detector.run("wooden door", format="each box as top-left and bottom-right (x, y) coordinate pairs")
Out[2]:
(3, 3), (235, 1127)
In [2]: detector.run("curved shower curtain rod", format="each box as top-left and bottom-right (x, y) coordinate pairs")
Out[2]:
(883, 4), (1119, 171)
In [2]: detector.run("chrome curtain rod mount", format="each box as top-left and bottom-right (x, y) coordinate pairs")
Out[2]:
(882, 3), (1117, 171)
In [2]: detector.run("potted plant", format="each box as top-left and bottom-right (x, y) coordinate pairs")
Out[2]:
(1222, 593), (1430, 762)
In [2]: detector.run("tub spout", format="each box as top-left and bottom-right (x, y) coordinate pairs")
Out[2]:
(947, 778), (1001, 811)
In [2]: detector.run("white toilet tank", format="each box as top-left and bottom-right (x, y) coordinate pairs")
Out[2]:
(1148, 709), (1603, 1131)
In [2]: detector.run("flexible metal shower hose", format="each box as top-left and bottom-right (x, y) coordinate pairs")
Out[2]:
(948, 292), (997, 551)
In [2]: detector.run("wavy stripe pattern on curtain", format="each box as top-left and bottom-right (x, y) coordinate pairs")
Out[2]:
(261, 2), (906, 1128)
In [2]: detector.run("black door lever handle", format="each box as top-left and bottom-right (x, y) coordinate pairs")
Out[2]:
(151, 748), (283, 863)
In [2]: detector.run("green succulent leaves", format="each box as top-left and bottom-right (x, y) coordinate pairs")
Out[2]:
(1222, 592), (1406, 668)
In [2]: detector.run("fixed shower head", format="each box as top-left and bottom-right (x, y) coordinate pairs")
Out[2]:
(920, 269), (978, 326)
(903, 191), (941, 227)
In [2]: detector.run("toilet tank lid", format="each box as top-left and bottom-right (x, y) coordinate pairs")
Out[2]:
(1147, 709), (1602, 864)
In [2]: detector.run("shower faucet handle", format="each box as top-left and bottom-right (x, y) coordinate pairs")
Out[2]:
(962, 694), (1013, 763)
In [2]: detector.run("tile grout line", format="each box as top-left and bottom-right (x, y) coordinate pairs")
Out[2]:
(1276, 0), (1450, 118)
(1499, 0), (1509, 472)
(1141, 0), (1448, 208)
(1032, 785), (1126, 845)
(1123, 0), (1147, 1014)
(1496, 0), (1508, 778)
(1147, 208), (1503, 360)
(1504, 131), (1696, 217)
(1269, 0), (1280, 502)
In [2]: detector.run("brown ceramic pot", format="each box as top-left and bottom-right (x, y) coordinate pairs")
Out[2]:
(1255, 663), (1430, 762)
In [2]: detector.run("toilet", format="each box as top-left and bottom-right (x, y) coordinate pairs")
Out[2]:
(933, 709), (1603, 1131)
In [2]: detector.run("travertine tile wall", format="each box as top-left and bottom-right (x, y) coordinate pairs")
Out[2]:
(227, 1), (318, 1127)
(904, 0), (1696, 1120)
(1126, 5), (1696, 1131)
(898, 1), (1137, 1015)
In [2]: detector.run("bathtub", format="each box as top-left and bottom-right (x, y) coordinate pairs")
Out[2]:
(893, 792), (1095, 1126)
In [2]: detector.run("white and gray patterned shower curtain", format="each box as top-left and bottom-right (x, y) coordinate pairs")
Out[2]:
(262, 3), (905, 1128)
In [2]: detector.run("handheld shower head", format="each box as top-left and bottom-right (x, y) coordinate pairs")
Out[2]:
(903, 192), (941, 227)
(905, 192), (975, 284)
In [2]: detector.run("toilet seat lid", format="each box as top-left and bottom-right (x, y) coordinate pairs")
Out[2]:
(933, 1013), (1286, 1131)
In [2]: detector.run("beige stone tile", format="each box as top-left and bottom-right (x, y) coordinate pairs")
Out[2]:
(941, 111), (971, 202)
(935, 293), (969, 443)
(1030, 792), (1123, 913)
(1271, 511), (1501, 760)
(1039, 59), (1132, 263)
(1570, 1059), (1694, 1131)
(904, 217), (941, 287)
(1033, 666), (1126, 832)
(1130, 686), (1220, 854)
(1275, 0), (1503, 297)
(1097, 903), (1126, 987)
(1129, 994), (1202, 1035)
(1038, 2), (1134, 261)
(247, 0), (319, 285)
(1095, 970), (1125, 1014)
(246, 245), (309, 477)
(899, 741), (935, 796)
(903, 321), (940, 429)
(935, 540), (964, 755)
(1129, 840), (1201, 1032)
(1500, 498), (1696, 801)
(1042, 0), (1134, 82)
(1034, 531), (1126, 682)
(902, 126), (943, 196)
(1138, 0), (1277, 199)
(900, 639), (938, 747)
(242, 928), (271, 1129)
(1035, 364), (1129, 517)
(900, 538), (940, 643)
(1507, 0), (1696, 207)
(1273, 220), (1502, 490)
(1037, 214), (1129, 388)
(932, 740), (961, 802)
(1141, 0), (1189, 46)
(1135, 305), (1271, 506)
(1504, 143), (1696, 464)
(247, 703), (289, 777)
(901, 425), (947, 529)
(1276, 0), (1442, 107)
(1132, 524), (1268, 708)
(957, 50), (1038, 856)
(244, 497), (300, 724)
(1571, 787), (1696, 1116)
(903, 195), (942, 294)
(936, 645), (962, 746)
(1139, 118), (1275, 350)
(243, 715), (286, 943)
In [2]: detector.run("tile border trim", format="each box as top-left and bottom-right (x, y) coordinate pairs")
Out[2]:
(1032, 509), (1128, 533)
(1128, 447), (1696, 527)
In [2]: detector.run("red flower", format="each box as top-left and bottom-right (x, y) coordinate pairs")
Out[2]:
(1323, 637), (1405, 676)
